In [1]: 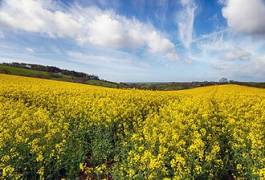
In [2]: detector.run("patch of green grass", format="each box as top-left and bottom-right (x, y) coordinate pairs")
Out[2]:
(85, 80), (120, 88)
(0, 64), (51, 77)
(0, 64), (122, 88)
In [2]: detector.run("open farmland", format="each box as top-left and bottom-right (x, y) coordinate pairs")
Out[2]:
(0, 74), (264, 179)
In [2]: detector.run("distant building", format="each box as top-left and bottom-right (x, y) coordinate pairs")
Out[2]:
(25, 64), (31, 69)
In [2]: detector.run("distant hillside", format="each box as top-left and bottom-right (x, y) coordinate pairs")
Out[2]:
(123, 81), (219, 91)
(124, 81), (265, 90)
(0, 62), (122, 88)
(1, 62), (264, 90)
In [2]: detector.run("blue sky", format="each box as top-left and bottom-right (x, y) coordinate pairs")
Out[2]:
(0, 0), (265, 82)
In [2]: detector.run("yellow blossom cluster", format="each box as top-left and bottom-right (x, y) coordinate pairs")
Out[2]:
(0, 74), (264, 179)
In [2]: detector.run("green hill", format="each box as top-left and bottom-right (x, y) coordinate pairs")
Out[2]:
(0, 63), (122, 88)
(1, 62), (264, 90)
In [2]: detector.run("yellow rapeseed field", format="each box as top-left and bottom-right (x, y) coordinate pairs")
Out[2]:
(0, 74), (264, 179)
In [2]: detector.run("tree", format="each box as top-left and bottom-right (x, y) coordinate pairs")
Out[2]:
(219, 77), (228, 83)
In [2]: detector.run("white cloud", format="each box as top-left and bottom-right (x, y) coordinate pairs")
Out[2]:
(177, 0), (196, 49)
(196, 31), (252, 60)
(212, 55), (265, 81)
(0, 0), (81, 38)
(198, 38), (252, 62)
(218, 0), (227, 5)
(222, 0), (265, 35)
(25, 48), (34, 53)
(194, 30), (265, 81)
(224, 48), (251, 61)
(0, 0), (178, 60)
(85, 14), (126, 48)
(0, 31), (4, 39)
(67, 51), (148, 72)
(145, 31), (178, 60)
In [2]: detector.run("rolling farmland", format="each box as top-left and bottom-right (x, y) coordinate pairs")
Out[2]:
(0, 74), (264, 179)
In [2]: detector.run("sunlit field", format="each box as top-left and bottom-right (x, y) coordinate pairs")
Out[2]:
(0, 74), (264, 179)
